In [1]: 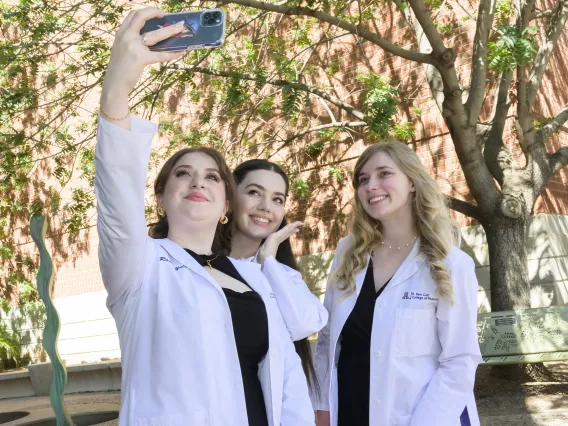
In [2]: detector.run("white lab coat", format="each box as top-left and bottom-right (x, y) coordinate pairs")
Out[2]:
(94, 115), (315, 426)
(251, 255), (328, 341)
(313, 235), (482, 426)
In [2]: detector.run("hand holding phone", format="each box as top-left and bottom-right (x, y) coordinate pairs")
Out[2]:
(140, 9), (226, 52)
(101, 7), (190, 126)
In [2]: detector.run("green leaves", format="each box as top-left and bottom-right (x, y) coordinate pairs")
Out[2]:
(290, 178), (312, 200)
(356, 72), (399, 138)
(393, 122), (416, 141)
(305, 141), (325, 157)
(488, 26), (538, 72)
(63, 188), (95, 236)
(495, 0), (514, 25)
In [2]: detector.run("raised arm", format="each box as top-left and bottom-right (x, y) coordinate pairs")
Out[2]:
(95, 8), (188, 305)
(262, 257), (328, 340)
(100, 8), (187, 130)
(258, 220), (328, 340)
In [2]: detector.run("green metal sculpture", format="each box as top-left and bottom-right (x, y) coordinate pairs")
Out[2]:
(30, 215), (73, 426)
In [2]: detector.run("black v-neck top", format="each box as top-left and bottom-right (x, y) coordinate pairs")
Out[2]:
(338, 259), (391, 426)
(184, 249), (269, 426)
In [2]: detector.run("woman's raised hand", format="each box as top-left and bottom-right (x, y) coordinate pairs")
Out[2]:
(101, 8), (188, 123)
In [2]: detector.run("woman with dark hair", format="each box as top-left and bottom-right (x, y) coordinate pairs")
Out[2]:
(95, 8), (314, 426)
(230, 159), (328, 392)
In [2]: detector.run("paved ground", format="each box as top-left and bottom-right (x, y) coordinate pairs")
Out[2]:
(1, 362), (566, 425)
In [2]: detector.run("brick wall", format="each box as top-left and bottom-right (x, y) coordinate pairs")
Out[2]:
(5, 2), (567, 297)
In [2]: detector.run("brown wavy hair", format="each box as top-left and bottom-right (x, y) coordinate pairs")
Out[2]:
(333, 141), (460, 303)
(149, 147), (236, 255)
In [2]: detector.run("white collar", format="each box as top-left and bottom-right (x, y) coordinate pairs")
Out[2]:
(241, 247), (261, 263)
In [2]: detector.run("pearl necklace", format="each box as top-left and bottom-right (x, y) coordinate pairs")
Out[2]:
(380, 235), (418, 251)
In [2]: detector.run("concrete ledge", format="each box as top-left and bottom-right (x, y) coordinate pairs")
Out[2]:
(0, 369), (34, 399)
(65, 361), (121, 394)
(0, 361), (122, 399)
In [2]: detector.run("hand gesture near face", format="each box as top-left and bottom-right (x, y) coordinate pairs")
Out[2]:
(258, 221), (303, 266)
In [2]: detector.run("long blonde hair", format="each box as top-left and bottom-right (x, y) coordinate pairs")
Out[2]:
(333, 141), (460, 302)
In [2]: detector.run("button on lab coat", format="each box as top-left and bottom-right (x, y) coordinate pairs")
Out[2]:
(95, 115), (315, 426)
(313, 236), (482, 426)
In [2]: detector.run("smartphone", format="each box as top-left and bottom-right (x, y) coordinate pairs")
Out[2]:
(140, 9), (226, 52)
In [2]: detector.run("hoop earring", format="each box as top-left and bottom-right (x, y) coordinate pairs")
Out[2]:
(157, 206), (165, 216)
(219, 215), (228, 224)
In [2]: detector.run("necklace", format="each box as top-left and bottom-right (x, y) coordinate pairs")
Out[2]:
(205, 254), (219, 270)
(380, 235), (418, 251)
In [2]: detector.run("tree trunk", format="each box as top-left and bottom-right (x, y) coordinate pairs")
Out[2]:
(485, 214), (531, 311)
(484, 215), (555, 381)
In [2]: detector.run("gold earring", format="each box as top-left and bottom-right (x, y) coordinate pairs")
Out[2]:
(157, 206), (165, 216)
(219, 215), (228, 224)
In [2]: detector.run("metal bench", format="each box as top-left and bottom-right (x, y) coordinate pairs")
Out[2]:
(477, 305), (568, 365)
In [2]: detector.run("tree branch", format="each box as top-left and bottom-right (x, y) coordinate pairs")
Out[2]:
(445, 196), (483, 221)
(549, 146), (568, 174)
(466, 0), (497, 125)
(171, 64), (367, 121)
(538, 103), (568, 140)
(527, 0), (568, 107)
(407, 0), (455, 65)
(219, 0), (435, 64)
(530, 7), (556, 20)
(269, 121), (367, 159)
(515, 0), (537, 134)
(403, 0), (500, 213)
(490, 71), (513, 134)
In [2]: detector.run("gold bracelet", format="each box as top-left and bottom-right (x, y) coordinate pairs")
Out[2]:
(100, 105), (129, 121)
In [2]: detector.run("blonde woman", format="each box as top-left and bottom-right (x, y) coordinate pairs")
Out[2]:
(313, 142), (481, 426)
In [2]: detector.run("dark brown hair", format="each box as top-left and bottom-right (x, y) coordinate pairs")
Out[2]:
(233, 159), (319, 397)
(149, 147), (236, 255)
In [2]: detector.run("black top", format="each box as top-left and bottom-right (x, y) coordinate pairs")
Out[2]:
(337, 260), (391, 426)
(185, 249), (269, 426)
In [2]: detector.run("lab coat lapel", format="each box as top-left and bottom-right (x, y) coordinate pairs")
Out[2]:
(384, 239), (427, 292)
(354, 255), (370, 297)
(155, 238), (225, 296)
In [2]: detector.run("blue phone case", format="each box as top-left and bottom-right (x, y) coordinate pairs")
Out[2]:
(140, 9), (226, 52)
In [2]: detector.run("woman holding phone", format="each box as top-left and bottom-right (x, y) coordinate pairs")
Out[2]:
(230, 160), (328, 392)
(96, 8), (314, 425)
(313, 142), (481, 426)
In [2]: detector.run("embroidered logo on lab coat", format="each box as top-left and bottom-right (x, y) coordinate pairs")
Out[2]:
(402, 291), (438, 301)
(159, 256), (188, 271)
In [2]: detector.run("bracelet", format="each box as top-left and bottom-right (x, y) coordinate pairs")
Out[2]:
(100, 105), (129, 121)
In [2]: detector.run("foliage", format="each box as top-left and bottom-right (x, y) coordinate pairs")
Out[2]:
(290, 178), (312, 200)
(356, 73), (399, 137)
(0, 325), (20, 366)
(392, 122), (416, 141)
(305, 141), (325, 157)
(495, 0), (514, 25)
(488, 26), (538, 72)
(327, 166), (345, 183)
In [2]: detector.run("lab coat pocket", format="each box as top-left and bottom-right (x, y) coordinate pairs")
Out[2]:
(393, 308), (437, 357)
(391, 414), (411, 425)
(133, 411), (210, 426)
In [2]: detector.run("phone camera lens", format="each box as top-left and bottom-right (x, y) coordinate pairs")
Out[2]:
(213, 12), (220, 18)
(208, 18), (215, 25)
(204, 13), (210, 19)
